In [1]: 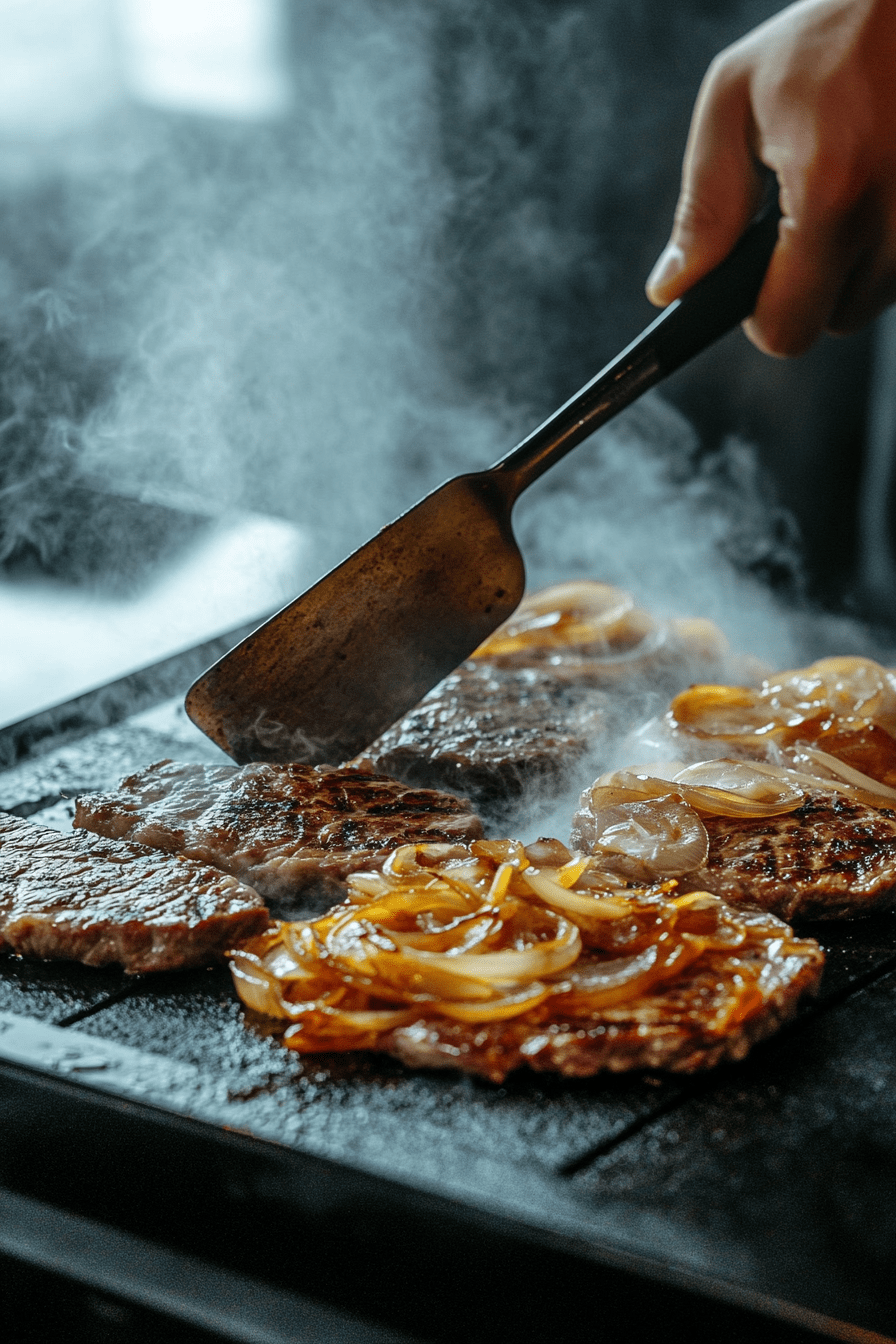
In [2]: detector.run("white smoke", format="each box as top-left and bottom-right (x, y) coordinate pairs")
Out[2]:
(2, 0), (890, 712)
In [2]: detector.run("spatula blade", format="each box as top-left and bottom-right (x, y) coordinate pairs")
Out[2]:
(185, 472), (524, 764)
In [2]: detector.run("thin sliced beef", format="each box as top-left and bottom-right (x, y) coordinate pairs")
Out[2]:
(0, 811), (268, 974)
(683, 791), (896, 921)
(382, 963), (817, 1082)
(356, 662), (612, 826)
(74, 760), (483, 910)
(339, 917), (823, 1082)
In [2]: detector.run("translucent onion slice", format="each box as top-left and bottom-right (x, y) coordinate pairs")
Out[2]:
(671, 759), (803, 815)
(571, 794), (710, 879)
(587, 759), (803, 819)
(798, 747), (896, 802)
(720, 753), (896, 812)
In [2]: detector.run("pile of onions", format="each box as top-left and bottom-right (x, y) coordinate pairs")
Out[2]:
(229, 837), (818, 1052)
(667, 656), (896, 800)
(571, 758), (806, 881)
(469, 580), (727, 666)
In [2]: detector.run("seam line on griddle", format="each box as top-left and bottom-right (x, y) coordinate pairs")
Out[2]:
(555, 948), (896, 1180)
(55, 978), (147, 1027)
(557, 1088), (689, 1177)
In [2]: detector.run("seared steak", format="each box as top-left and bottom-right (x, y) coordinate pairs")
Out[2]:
(684, 791), (896, 921)
(0, 811), (268, 974)
(75, 760), (484, 909)
(381, 943), (821, 1082)
(235, 836), (823, 1082)
(356, 662), (612, 826)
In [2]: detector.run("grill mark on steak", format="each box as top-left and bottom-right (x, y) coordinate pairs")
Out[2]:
(0, 811), (269, 974)
(356, 662), (612, 826)
(684, 792), (896, 920)
(74, 760), (484, 911)
(374, 940), (823, 1082)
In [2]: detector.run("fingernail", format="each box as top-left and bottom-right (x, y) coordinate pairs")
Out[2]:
(646, 243), (686, 300)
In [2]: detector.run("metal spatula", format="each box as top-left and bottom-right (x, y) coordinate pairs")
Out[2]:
(186, 199), (781, 765)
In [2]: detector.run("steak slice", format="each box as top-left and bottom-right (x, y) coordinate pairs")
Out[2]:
(238, 839), (823, 1083)
(74, 760), (484, 909)
(684, 791), (896, 921)
(356, 662), (612, 826)
(0, 812), (269, 974)
(381, 941), (821, 1082)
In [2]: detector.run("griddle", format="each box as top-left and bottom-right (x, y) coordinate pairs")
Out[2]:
(2, 648), (896, 1344)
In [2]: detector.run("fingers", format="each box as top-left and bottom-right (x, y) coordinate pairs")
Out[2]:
(646, 53), (764, 308)
(745, 175), (894, 353)
(743, 209), (855, 355)
(826, 217), (896, 334)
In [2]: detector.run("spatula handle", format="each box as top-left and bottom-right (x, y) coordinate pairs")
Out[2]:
(494, 193), (782, 495)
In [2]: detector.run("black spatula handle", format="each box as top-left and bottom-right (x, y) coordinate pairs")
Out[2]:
(495, 193), (782, 495)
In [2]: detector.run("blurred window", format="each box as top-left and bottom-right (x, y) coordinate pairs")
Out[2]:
(118, 0), (290, 121)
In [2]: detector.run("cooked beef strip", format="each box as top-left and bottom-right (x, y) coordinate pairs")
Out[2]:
(355, 662), (612, 827)
(380, 986), (804, 1083)
(681, 791), (896, 921)
(0, 812), (269, 974)
(336, 926), (823, 1083)
(74, 760), (483, 911)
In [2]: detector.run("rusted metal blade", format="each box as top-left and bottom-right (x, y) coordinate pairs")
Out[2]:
(185, 472), (524, 764)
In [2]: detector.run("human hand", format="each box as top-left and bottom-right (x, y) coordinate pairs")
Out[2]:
(646, 0), (896, 356)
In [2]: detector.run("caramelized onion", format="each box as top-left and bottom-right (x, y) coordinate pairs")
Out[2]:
(228, 841), (822, 1061)
(669, 683), (776, 738)
(551, 936), (704, 1012)
(668, 657), (896, 790)
(522, 868), (636, 921)
(763, 657), (896, 734)
(471, 581), (647, 657)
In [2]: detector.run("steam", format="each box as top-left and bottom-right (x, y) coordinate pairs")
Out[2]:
(1, 0), (891, 724)
(1, 3), (496, 585)
(515, 394), (806, 668)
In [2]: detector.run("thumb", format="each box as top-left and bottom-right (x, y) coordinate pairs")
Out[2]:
(647, 58), (763, 307)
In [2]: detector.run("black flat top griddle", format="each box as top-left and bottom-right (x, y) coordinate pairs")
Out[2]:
(2, 653), (896, 1344)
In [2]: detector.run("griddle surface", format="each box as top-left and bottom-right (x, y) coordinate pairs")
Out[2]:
(3, 695), (896, 1341)
(574, 967), (896, 1337)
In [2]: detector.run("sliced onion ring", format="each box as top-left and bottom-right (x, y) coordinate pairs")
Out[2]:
(571, 792), (710, 879)
(591, 758), (803, 818)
